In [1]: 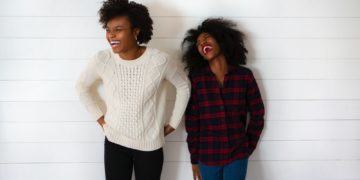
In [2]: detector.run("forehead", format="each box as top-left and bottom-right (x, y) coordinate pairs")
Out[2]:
(106, 16), (131, 28)
(197, 32), (211, 41)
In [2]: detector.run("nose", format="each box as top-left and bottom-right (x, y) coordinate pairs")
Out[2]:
(197, 40), (206, 47)
(110, 32), (116, 38)
(107, 31), (116, 38)
(200, 41), (206, 46)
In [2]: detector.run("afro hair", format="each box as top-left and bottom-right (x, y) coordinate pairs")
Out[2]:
(98, 0), (153, 44)
(182, 18), (248, 71)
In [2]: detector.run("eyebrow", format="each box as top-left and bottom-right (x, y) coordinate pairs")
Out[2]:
(106, 25), (127, 29)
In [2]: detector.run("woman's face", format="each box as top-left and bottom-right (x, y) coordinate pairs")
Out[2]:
(106, 16), (139, 54)
(196, 32), (222, 61)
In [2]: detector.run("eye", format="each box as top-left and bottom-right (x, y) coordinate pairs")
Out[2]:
(196, 40), (204, 47)
(115, 28), (123, 32)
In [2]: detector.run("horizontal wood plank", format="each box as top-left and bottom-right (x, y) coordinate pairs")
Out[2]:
(1, 121), (359, 142)
(1, 0), (360, 17)
(1, 39), (360, 59)
(1, 80), (360, 101)
(2, 17), (360, 38)
(1, 161), (359, 180)
(2, 60), (360, 80)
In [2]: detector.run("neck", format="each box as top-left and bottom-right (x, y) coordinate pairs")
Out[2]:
(209, 54), (228, 75)
(118, 45), (144, 60)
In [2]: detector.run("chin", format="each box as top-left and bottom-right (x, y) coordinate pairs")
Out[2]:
(203, 55), (214, 61)
(111, 47), (121, 54)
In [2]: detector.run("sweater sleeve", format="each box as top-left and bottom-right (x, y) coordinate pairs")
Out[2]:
(75, 55), (105, 120)
(185, 76), (200, 164)
(246, 71), (265, 154)
(163, 58), (191, 129)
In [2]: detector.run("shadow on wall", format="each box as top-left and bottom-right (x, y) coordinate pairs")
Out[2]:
(147, 1), (185, 57)
(237, 21), (266, 180)
(146, 2), (186, 180)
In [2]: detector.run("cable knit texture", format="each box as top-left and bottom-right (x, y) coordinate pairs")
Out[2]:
(76, 48), (190, 151)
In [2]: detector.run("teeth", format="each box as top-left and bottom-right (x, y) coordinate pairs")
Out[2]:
(110, 41), (120, 45)
(203, 45), (212, 54)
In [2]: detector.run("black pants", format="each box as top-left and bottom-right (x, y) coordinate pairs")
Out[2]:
(104, 138), (164, 180)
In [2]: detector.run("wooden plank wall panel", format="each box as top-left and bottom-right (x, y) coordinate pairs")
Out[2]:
(1, 0), (359, 180)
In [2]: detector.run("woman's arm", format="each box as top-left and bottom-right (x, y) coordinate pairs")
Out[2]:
(245, 71), (265, 154)
(75, 55), (105, 121)
(163, 59), (191, 130)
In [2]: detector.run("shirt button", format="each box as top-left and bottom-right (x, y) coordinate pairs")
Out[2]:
(219, 106), (224, 110)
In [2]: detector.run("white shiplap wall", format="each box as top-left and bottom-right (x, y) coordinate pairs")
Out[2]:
(1, 0), (360, 179)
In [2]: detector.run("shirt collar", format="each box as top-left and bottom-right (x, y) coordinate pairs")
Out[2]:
(202, 64), (238, 75)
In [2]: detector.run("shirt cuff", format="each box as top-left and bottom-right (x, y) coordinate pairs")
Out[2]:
(88, 105), (104, 120)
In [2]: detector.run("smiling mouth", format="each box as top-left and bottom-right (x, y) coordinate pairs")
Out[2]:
(110, 40), (120, 47)
(203, 45), (213, 55)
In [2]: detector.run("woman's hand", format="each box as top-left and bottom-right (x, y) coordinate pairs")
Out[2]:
(192, 164), (202, 180)
(164, 124), (175, 136)
(97, 116), (105, 129)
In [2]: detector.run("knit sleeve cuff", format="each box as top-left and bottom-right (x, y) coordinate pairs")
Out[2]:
(168, 116), (184, 129)
(88, 104), (105, 120)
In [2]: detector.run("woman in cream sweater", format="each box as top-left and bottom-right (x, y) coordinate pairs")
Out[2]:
(76, 0), (190, 179)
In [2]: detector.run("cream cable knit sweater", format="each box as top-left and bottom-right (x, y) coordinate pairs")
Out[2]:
(76, 48), (190, 151)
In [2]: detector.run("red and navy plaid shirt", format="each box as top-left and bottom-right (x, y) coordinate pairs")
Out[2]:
(185, 65), (265, 166)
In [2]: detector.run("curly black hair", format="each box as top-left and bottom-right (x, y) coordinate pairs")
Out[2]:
(182, 18), (248, 71)
(98, 0), (153, 44)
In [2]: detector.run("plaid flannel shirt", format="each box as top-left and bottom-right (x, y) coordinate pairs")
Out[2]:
(185, 65), (265, 166)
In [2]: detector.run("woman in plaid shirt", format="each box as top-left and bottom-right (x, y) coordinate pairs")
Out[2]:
(181, 18), (265, 180)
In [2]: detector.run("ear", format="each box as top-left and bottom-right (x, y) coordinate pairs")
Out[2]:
(133, 28), (140, 40)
